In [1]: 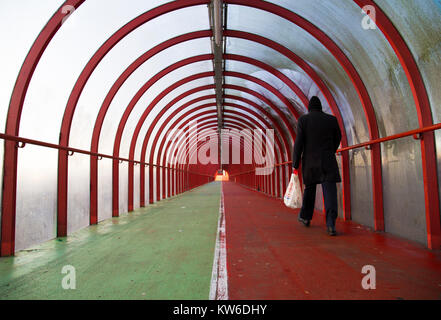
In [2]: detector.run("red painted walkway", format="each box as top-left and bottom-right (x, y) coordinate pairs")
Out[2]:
(223, 181), (441, 300)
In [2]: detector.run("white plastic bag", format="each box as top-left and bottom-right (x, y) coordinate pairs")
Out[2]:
(284, 173), (302, 209)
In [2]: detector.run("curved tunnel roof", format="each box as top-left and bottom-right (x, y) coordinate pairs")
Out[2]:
(0, 0), (440, 255)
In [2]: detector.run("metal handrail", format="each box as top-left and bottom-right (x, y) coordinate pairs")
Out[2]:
(230, 123), (441, 177)
(0, 133), (212, 177)
(3, 122), (439, 179)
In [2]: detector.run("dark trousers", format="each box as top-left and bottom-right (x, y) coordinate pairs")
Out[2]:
(299, 182), (338, 228)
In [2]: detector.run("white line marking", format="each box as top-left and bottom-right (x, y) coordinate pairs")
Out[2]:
(209, 182), (228, 300)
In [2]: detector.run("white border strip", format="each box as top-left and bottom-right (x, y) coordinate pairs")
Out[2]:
(209, 182), (228, 300)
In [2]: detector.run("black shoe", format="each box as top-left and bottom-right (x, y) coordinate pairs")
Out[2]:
(298, 217), (310, 227)
(327, 226), (337, 236)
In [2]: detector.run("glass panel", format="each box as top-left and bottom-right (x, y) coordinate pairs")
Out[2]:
(68, 153), (90, 235)
(113, 56), (213, 159)
(225, 72), (294, 141)
(134, 164), (140, 209)
(227, 4), (369, 145)
(95, 36), (212, 216)
(16, 146), (58, 251)
(225, 73), (289, 113)
(119, 161), (128, 215)
(145, 165), (150, 204)
(224, 106), (266, 129)
(0, 0), (63, 129)
(226, 38), (315, 113)
(225, 37), (360, 146)
(382, 136), (427, 246)
(152, 167), (157, 202)
(134, 82), (216, 159)
(438, 131), (441, 227)
(224, 86), (297, 145)
(93, 39), (213, 155)
(349, 149), (374, 228)
(98, 157), (112, 222)
(266, 0), (419, 136)
(336, 156), (344, 218)
(0, 2), (64, 245)
(224, 99), (289, 156)
(20, 2), (206, 144)
(375, 0), (441, 227)
(224, 98), (284, 132)
(375, 0), (441, 123)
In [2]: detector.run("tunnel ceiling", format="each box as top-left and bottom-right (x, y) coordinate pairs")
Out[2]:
(0, 0), (440, 254)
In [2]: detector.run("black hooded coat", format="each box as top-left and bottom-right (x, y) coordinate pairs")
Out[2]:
(292, 96), (342, 186)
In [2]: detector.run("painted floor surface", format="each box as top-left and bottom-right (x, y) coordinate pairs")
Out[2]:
(2, 180), (441, 300)
(223, 182), (441, 300)
(0, 182), (221, 300)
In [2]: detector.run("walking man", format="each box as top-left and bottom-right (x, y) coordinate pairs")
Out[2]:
(292, 96), (342, 236)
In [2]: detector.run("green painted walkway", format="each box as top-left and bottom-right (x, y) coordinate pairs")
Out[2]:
(0, 182), (221, 300)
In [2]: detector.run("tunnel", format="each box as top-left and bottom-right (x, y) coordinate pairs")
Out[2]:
(0, 0), (440, 300)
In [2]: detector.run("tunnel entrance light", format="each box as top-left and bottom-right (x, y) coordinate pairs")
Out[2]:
(215, 170), (229, 181)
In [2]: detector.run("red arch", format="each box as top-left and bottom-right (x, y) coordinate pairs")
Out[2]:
(167, 123), (260, 194)
(152, 99), (290, 200)
(156, 95), (292, 198)
(141, 73), (296, 204)
(174, 122), (274, 174)
(171, 120), (278, 197)
(144, 112), (284, 204)
(181, 131), (261, 190)
(154, 107), (287, 201)
(184, 114), (284, 197)
(138, 83), (289, 207)
(179, 128), (258, 193)
(88, 29), (352, 221)
(126, 56), (310, 212)
(169, 121), (270, 195)
(156, 92), (296, 196)
(182, 124), (278, 195)
(87, 28), (339, 221)
(150, 88), (295, 202)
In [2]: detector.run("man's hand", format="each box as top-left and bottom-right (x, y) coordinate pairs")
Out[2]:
(293, 168), (299, 175)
